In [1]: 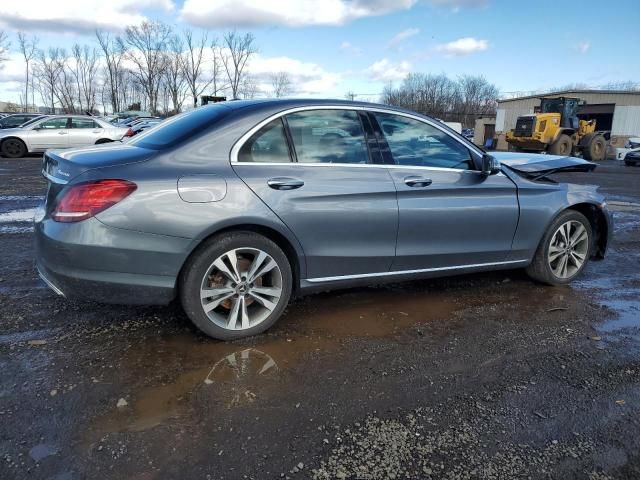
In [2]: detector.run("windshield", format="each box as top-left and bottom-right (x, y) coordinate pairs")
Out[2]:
(540, 99), (564, 114)
(128, 105), (230, 150)
(21, 116), (45, 127)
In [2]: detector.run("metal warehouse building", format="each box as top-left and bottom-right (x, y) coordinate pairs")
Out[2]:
(494, 89), (640, 155)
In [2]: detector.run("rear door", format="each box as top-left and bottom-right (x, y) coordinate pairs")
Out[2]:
(370, 111), (520, 271)
(232, 108), (398, 280)
(29, 117), (70, 150)
(69, 117), (103, 147)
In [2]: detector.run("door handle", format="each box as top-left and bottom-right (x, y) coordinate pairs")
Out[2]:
(57, 131), (68, 135)
(267, 177), (305, 190)
(404, 176), (433, 187)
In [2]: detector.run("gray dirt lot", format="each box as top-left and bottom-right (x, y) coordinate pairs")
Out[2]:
(0, 156), (639, 480)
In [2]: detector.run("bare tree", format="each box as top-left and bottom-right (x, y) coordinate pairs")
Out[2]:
(240, 74), (259, 99)
(33, 47), (63, 113)
(181, 30), (212, 108)
(381, 73), (498, 127)
(221, 31), (257, 99)
(211, 40), (228, 97)
(270, 71), (292, 98)
(164, 34), (187, 113)
(17, 32), (39, 111)
(96, 30), (127, 113)
(71, 44), (99, 113)
(120, 21), (172, 114)
(0, 30), (9, 65)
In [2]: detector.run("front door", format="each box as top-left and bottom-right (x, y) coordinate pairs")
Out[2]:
(232, 109), (398, 280)
(29, 117), (70, 151)
(370, 111), (520, 271)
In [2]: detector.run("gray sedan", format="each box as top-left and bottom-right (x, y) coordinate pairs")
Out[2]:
(0, 115), (130, 158)
(34, 99), (612, 340)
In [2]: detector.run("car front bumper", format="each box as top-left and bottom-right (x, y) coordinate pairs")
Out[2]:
(34, 215), (192, 305)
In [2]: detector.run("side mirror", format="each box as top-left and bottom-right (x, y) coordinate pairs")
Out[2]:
(481, 154), (501, 176)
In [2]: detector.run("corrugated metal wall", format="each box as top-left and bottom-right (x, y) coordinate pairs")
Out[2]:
(612, 106), (640, 136)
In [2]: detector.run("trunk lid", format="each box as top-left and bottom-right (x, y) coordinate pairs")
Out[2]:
(492, 152), (596, 178)
(42, 143), (154, 185)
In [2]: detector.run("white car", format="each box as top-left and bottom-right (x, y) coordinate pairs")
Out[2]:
(0, 115), (131, 158)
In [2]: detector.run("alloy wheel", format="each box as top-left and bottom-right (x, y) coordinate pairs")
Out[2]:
(547, 220), (589, 279)
(200, 248), (283, 331)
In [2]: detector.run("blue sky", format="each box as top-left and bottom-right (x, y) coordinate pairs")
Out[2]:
(0, 0), (638, 103)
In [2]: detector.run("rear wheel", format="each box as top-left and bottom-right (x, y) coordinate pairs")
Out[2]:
(624, 159), (637, 166)
(548, 134), (572, 156)
(526, 210), (592, 285)
(180, 232), (292, 340)
(583, 134), (606, 161)
(1, 138), (27, 158)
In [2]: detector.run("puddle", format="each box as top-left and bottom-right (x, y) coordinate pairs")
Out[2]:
(87, 289), (463, 441)
(597, 299), (640, 333)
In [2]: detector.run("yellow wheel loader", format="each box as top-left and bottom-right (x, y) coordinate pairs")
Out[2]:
(506, 97), (610, 161)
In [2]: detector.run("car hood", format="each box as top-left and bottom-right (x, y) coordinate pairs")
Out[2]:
(492, 152), (596, 177)
(43, 143), (155, 184)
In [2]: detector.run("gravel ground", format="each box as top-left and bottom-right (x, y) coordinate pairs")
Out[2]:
(0, 156), (639, 479)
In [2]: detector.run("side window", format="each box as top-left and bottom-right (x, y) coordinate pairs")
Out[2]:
(71, 118), (98, 129)
(285, 110), (369, 164)
(374, 113), (474, 170)
(38, 118), (68, 130)
(238, 119), (291, 163)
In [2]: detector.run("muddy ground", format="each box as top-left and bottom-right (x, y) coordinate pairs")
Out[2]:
(1, 156), (639, 480)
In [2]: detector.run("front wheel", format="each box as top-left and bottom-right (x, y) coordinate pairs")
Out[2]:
(549, 134), (573, 156)
(180, 232), (292, 340)
(526, 210), (592, 285)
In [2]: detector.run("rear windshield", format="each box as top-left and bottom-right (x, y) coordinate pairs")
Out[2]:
(128, 105), (230, 150)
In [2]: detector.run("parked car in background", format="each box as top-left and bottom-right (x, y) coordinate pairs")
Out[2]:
(462, 128), (474, 141)
(617, 137), (640, 166)
(130, 119), (162, 136)
(0, 115), (131, 158)
(0, 113), (44, 129)
(35, 99), (612, 341)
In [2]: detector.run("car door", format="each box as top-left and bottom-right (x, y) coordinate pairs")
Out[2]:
(370, 111), (520, 271)
(69, 118), (103, 147)
(29, 117), (70, 150)
(231, 108), (398, 280)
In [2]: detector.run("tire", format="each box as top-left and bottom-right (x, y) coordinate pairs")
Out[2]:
(95, 138), (112, 144)
(583, 134), (606, 161)
(526, 210), (592, 285)
(548, 134), (573, 156)
(624, 159), (637, 167)
(1, 138), (27, 158)
(508, 143), (520, 152)
(179, 231), (292, 340)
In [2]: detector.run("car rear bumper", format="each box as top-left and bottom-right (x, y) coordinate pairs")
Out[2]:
(34, 216), (192, 305)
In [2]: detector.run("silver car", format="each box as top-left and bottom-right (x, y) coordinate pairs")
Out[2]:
(0, 115), (130, 158)
(35, 99), (612, 340)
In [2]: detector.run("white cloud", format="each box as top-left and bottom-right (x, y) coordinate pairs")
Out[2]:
(180, 0), (417, 28)
(340, 41), (362, 56)
(365, 58), (411, 83)
(388, 28), (420, 49)
(434, 37), (488, 56)
(0, 0), (174, 34)
(577, 41), (590, 54)
(249, 55), (341, 95)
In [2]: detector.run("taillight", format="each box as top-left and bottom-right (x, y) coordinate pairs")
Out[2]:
(52, 179), (137, 222)
(124, 128), (134, 137)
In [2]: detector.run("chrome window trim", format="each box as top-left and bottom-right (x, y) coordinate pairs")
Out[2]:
(306, 259), (528, 283)
(229, 104), (485, 170)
